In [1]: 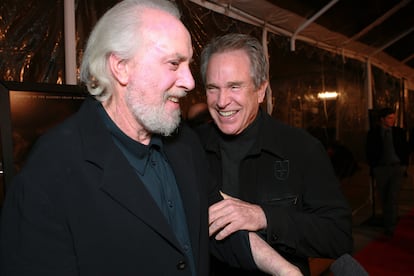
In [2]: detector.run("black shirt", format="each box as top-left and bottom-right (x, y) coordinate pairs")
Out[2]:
(218, 111), (260, 197)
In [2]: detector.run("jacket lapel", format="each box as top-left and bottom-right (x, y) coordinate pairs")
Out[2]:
(77, 98), (182, 250)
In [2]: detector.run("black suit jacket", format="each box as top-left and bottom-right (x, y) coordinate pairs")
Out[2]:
(366, 126), (409, 168)
(196, 109), (353, 276)
(0, 98), (255, 276)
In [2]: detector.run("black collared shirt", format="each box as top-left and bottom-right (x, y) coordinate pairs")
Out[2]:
(98, 104), (195, 275)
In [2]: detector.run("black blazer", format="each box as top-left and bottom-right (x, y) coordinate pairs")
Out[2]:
(0, 98), (255, 276)
(196, 109), (353, 275)
(366, 126), (410, 168)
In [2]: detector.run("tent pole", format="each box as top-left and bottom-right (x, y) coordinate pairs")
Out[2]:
(366, 59), (373, 112)
(365, 59), (376, 217)
(290, 0), (339, 51)
(64, 0), (77, 84)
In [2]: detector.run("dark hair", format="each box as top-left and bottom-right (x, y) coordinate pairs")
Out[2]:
(378, 107), (395, 119)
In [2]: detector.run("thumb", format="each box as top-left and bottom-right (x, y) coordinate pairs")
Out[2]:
(220, 191), (232, 199)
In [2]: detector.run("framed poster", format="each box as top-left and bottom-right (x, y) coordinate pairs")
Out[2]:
(0, 81), (87, 203)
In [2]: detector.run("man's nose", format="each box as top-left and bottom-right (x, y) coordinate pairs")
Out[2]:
(178, 66), (195, 91)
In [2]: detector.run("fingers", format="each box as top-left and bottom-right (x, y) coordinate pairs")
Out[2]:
(208, 199), (228, 225)
(208, 200), (232, 238)
(212, 223), (238, 240)
(209, 211), (239, 240)
(209, 198), (244, 239)
(209, 197), (267, 239)
(208, 198), (250, 240)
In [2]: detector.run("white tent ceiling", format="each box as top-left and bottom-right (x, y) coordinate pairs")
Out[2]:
(189, 0), (414, 90)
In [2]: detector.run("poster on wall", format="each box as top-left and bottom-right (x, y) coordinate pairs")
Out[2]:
(0, 81), (86, 204)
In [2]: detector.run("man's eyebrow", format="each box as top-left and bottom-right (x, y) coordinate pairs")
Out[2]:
(206, 81), (244, 88)
(226, 81), (244, 86)
(206, 83), (219, 88)
(169, 53), (192, 62)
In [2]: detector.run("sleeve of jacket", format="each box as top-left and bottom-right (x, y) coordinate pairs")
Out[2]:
(0, 167), (78, 276)
(261, 140), (353, 259)
(394, 127), (410, 165)
(207, 180), (256, 270)
(188, 123), (257, 271)
(206, 159), (257, 270)
(209, 231), (257, 270)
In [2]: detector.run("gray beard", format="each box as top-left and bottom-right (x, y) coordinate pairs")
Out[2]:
(126, 92), (181, 136)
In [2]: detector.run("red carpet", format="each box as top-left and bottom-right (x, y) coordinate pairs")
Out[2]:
(354, 209), (414, 275)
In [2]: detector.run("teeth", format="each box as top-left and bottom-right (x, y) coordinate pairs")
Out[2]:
(219, 110), (236, 117)
(168, 96), (179, 103)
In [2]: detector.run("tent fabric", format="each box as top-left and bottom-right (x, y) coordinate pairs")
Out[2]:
(0, 0), (412, 165)
(190, 0), (414, 90)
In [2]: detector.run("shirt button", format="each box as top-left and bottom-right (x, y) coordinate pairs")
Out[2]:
(176, 260), (186, 270)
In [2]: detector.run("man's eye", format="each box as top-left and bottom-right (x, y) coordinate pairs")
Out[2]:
(206, 87), (218, 93)
(231, 85), (241, 90)
(169, 61), (180, 69)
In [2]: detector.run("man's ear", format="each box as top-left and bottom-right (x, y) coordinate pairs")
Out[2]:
(108, 53), (129, 86)
(257, 81), (268, 104)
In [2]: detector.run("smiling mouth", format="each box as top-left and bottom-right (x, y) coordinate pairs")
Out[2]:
(218, 110), (237, 117)
(168, 96), (180, 103)
(167, 90), (187, 103)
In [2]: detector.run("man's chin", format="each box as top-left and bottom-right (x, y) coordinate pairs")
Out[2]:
(218, 125), (239, 136)
(153, 118), (180, 136)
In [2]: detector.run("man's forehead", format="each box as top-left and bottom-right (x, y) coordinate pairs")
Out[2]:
(140, 15), (192, 56)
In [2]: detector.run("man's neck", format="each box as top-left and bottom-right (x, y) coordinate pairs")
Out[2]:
(102, 95), (151, 145)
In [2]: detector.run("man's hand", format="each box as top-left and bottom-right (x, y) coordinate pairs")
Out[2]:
(209, 192), (267, 240)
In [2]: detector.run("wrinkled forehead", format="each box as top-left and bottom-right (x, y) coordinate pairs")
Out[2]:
(140, 8), (192, 54)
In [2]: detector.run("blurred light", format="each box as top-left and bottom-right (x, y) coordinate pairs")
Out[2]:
(318, 91), (338, 99)
(304, 94), (317, 102)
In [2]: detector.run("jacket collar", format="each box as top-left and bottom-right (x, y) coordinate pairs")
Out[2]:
(204, 108), (287, 159)
(76, 97), (187, 251)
